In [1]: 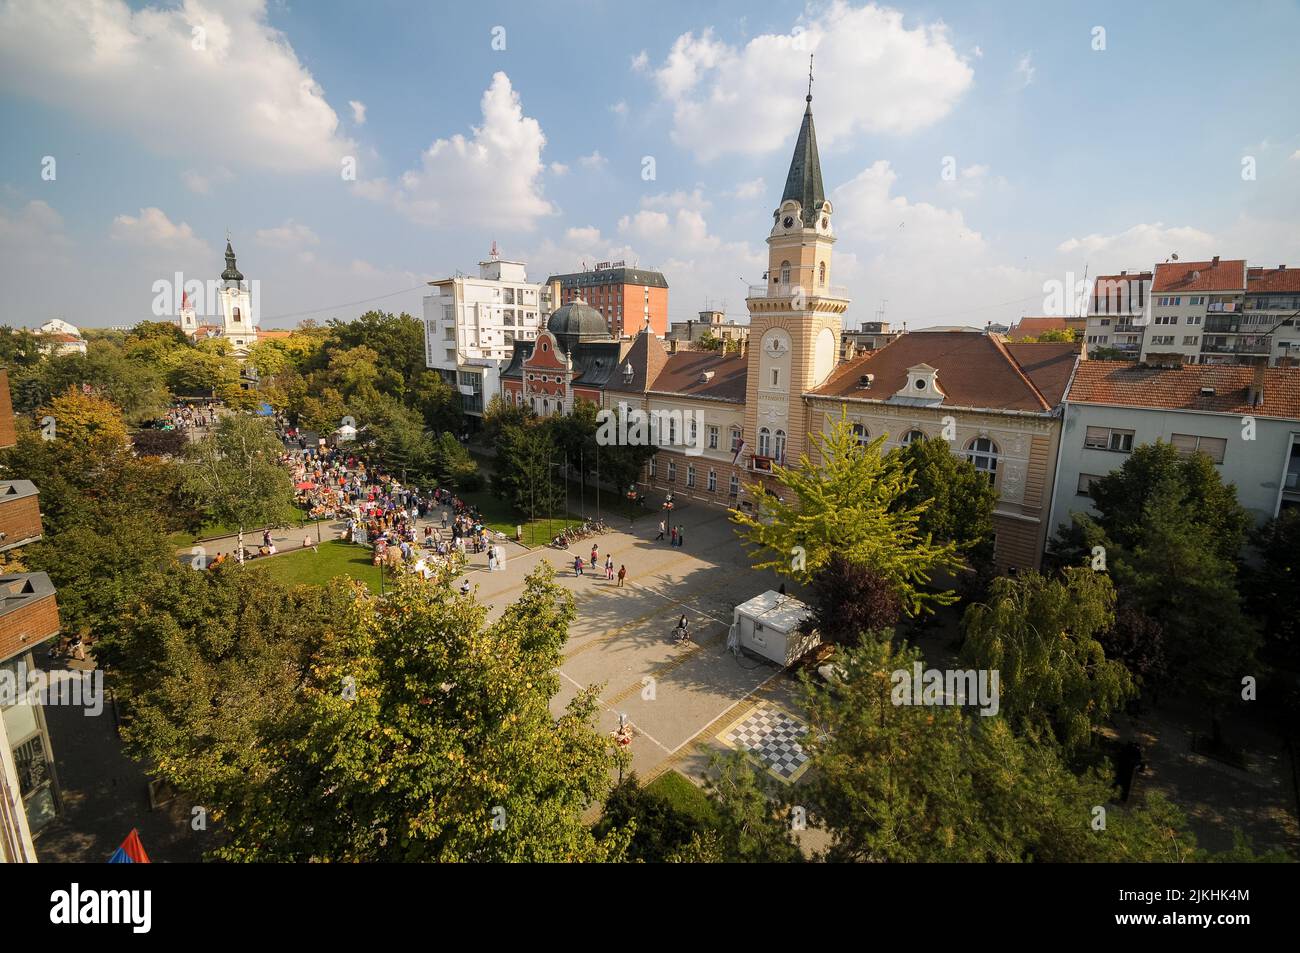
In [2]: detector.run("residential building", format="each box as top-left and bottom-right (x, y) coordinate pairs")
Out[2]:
(666, 310), (749, 350)
(1049, 360), (1300, 539)
(840, 321), (900, 360)
(1244, 266), (1300, 366)
(1084, 270), (1152, 359)
(423, 249), (544, 418)
(545, 262), (669, 338)
(807, 334), (1078, 571)
(0, 369), (62, 851)
(1140, 258), (1248, 365)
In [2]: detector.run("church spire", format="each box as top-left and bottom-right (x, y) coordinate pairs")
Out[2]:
(222, 238), (244, 284)
(780, 54), (825, 228)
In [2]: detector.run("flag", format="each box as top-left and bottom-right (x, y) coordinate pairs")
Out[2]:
(731, 439), (746, 467)
(107, 828), (150, 864)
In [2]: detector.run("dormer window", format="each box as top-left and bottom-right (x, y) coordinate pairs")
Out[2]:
(622, 362), (634, 384)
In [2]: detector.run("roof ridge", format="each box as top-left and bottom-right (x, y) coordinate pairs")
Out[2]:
(987, 333), (1052, 410)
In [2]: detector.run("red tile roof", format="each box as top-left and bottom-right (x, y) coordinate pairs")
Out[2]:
(1068, 361), (1300, 418)
(810, 331), (1078, 412)
(1152, 259), (1246, 293)
(1006, 316), (1084, 340)
(650, 351), (747, 402)
(1248, 266), (1300, 294)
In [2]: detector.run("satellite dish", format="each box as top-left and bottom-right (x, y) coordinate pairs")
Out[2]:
(1171, 253), (1180, 261)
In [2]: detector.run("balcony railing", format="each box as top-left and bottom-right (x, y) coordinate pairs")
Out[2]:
(1200, 340), (1271, 355)
(748, 283), (850, 300)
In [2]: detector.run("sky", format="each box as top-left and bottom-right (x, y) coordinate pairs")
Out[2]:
(2, 0), (1299, 332)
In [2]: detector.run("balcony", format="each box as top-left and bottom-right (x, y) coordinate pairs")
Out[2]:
(748, 283), (849, 301)
(1206, 302), (1241, 313)
(1204, 317), (1243, 333)
(1200, 339), (1271, 355)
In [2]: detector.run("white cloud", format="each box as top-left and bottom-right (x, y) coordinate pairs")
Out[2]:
(255, 220), (320, 250)
(0, 199), (71, 251)
(1014, 53), (1035, 88)
(646, 1), (973, 160)
(610, 100), (628, 117)
(181, 167), (234, 194)
(1056, 223), (1219, 266)
(937, 162), (1006, 200)
(732, 177), (767, 199)
(1291, 149), (1300, 161)
(110, 207), (210, 256)
(550, 162), (570, 176)
(631, 50), (649, 71)
(578, 151), (608, 170)
(356, 71), (555, 229)
(349, 100), (367, 125)
(0, 0), (356, 173)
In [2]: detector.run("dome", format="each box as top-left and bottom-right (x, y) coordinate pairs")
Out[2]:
(546, 300), (609, 343)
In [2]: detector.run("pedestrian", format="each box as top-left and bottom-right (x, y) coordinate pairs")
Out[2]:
(605, 555), (614, 580)
(670, 525), (678, 546)
(590, 544), (599, 566)
(676, 525), (684, 547)
(574, 555), (584, 576)
(656, 519), (666, 541)
(460, 579), (471, 596)
(262, 529), (272, 548)
(617, 565), (626, 587)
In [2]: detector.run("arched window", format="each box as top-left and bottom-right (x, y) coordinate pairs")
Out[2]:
(780, 261), (791, 285)
(758, 427), (771, 457)
(818, 262), (826, 287)
(966, 437), (999, 483)
(851, 423), (869, 446)
(774, 429), (786, 464)
(901, 429), (925, 446)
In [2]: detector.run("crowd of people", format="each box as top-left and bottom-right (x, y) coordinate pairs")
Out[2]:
(162, 402), (220, 434)
(279, 437), (506, 581)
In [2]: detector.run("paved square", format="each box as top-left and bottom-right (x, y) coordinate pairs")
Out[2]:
(718, 703), (810, 784)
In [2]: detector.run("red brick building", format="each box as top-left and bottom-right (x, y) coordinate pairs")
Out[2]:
(545, 263), (669, 338)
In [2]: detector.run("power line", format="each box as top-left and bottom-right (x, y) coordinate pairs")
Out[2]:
(259, 283), (431, 325)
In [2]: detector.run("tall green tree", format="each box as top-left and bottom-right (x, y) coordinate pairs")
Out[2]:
(732, 410), (962, 617)
(492, 421), (564, 521)
(891, 434), (997, 567)
(182, 414), (296, 559)
(1246, 508), (1300, 667)
(961, 568), (1135, 751)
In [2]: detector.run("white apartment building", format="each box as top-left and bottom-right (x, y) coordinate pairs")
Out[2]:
(1050, 361), (1300, 540)
(423, 250), (544, 417)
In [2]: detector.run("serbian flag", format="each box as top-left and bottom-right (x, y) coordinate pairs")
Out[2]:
(107, 828), (150, 864)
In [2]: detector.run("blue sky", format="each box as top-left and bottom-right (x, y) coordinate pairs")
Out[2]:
(2, 0), (1298, 331)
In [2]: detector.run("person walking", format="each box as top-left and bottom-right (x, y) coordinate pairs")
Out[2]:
(590, 544), (599, 567)
(656, 519), (666, 541)
(669, 525), (677, 546)
(676, 525), (684, 548)
(574, 555), (584, 577)
(605, 555), (614, 581)
(617, 564), (626, 588)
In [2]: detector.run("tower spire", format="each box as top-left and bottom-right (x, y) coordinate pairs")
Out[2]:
(780, 63), (825, 228)
(807, 53), (814, 102)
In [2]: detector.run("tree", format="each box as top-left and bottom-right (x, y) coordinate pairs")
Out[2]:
(703, 752), (804, 862)
(492, 421), (564, 521)
(210, 565), (629, 861)
(363, 397), (437, 481)
(961, 568), (1135, 751)
(598, 773), (719, 862)
(806, 554), (902, 646)
(1245, 509), (1300, 667)
(696, 330), (722, 352)
(800, 637), (1208, 861)
(891, 435), (997, 568)
(182, 414), (296, 561)
(732, 410), (962, 617)
(412, 370), (465, 435)
(432, 431), (481, 490)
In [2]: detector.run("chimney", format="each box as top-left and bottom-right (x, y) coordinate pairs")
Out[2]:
(1212, 255), (1220, 266)
(1248, 360), (1267, 407)
(668, 338), (679, 354)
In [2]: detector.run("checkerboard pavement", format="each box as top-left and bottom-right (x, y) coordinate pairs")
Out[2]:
(719, 704), (810, 783)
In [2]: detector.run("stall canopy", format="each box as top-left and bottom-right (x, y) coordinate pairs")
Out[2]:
(107, 828), (151, 864)
(255, 402), (275, 417)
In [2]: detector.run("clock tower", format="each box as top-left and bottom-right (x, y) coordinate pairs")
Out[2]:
(742, 71), (848, 483)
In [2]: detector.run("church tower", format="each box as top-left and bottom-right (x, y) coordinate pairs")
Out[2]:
(742, 65), (848, 480)
(218, 238), (257, 356)
(178, 289), (197, 335)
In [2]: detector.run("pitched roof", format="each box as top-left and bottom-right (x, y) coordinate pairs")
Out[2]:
(649, 352), (748, 402)
(810, 331), (1078, 412)
(780, 99), (826, 226)
(1248, 266), (1300, 294)
(1006, 316), (1083, 340)
(617, 330), (669, 392)
(1152, 259), (1246, 293)
(1067, 361), (1300, 419)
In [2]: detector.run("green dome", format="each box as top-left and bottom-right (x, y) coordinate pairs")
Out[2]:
(547, 300), (609, 343)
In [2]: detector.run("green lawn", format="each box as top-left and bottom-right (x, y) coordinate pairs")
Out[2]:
(455, 489), (587, 547)
(645, 770), (719, 826)
(249, 539), (382, 593)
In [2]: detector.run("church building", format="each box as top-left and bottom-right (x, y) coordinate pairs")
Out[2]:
(178, 240), (260, 358)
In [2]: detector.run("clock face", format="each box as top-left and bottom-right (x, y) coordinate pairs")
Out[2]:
(782, 215), (794, 229)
